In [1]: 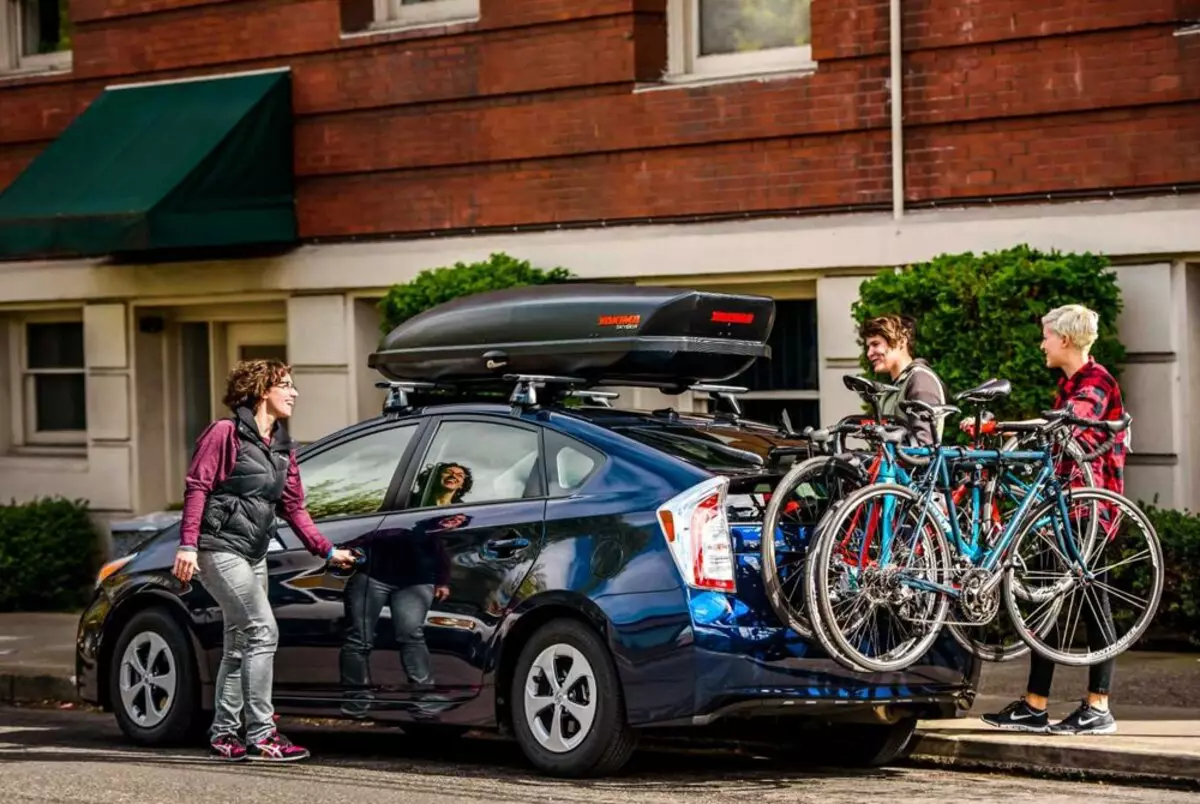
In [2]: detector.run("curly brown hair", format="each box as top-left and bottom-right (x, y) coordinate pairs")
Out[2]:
(860, 314), (918, 354)
(222, 359), (292, 412)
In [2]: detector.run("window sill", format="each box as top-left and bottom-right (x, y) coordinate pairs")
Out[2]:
(340, 15), (479, 41)
(0, 52), (73, 83)
(0, 449), (88, 472)
(635, 63), (817, 94)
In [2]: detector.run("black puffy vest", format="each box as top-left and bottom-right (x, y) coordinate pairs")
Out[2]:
(197, 408), (292, 562)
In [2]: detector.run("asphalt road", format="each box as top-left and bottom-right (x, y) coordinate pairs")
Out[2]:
(0, 706), (1191, 804)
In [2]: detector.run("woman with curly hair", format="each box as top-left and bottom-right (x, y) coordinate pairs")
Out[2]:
(172, 359), (355, 762)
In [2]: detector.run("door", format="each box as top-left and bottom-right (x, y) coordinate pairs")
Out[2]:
(363, 417), (546, 710)
(226, 322), (288, 366)
(264, 421), (423, 704)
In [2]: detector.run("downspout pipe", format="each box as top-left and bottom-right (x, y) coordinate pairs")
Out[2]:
(891, 0), (904, 220)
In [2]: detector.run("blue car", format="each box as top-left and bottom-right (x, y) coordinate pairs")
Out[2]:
(76, 285), (979, 777)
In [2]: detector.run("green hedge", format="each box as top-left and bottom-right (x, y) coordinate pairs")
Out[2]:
(1136, 504), (1200, 649)
(852, 245), (1125, 423)
(378, 252), (572, 333)
(0, 497), (101, 612)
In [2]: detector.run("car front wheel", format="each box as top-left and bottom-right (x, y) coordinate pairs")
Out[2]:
(510, 618), (636, 777)
(109, 607), (201, 747)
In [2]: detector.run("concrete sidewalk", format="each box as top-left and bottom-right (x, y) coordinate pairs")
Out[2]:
(1, 611), (1197, 784)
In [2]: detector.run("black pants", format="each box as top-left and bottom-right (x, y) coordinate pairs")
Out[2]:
(1026, 523), (1117, 697)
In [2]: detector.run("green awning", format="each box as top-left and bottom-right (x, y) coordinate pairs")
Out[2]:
(0, 69), (296, 260)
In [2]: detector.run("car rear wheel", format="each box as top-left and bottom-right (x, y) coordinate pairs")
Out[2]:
(109, 608), (201, 747)
(510, 619), (636, 777)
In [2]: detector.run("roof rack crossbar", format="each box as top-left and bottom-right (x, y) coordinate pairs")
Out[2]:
(691, 383), (748, 418)
(503, 374), (588, 412)
(376, 380), (440, 416)
(567, 389), (620, 408)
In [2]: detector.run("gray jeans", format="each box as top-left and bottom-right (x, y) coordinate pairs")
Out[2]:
(340, 575), (434, 715)
(198, 550), (278, 744)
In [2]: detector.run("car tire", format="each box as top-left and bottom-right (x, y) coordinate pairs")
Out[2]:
(509, 618), (636, 778)
(819, 717), (918, 768)
(109, 608), (201, 747)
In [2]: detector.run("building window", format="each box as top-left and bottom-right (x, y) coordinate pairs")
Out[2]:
(1, 0), (72, 73)
(725, 299), (820, 430)
(667, 0), (814, 82)
(20, 321), (86, 446)
(342, 0), (478, 34)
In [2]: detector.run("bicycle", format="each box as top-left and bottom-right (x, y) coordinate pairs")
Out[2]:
(804, 405), (1160, 674)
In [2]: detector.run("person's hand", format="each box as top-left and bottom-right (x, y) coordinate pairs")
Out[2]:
(434, 585), (450, 602)
(173, 550), (198, 583)
(329, 548), (357, 569)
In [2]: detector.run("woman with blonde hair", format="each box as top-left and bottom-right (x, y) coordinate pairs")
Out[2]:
(172, 359), (355, 761)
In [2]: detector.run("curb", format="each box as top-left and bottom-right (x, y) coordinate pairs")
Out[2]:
(0, 673), (80, 705)
(910, 730), (1200, 790)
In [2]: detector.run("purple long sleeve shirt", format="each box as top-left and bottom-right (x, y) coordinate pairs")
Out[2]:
(178, 419), (334, 558)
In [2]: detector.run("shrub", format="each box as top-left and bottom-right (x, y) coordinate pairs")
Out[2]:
(0, 497), (101, 612)
(852, 245), (1126, 422)
(378, 252), (573, 333)
(1134, 503), (1200, 648)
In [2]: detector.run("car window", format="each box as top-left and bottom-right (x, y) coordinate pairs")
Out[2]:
(410, 420), (542, 508)
(545, 429), (604, 498)
(299, 425), (417, 519)
(615, 424), (807, 472)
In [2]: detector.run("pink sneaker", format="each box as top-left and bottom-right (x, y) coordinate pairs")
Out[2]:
(209, 735), (247, 762)
(248, 731), (311, 762)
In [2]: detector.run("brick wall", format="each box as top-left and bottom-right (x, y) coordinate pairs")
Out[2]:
(1, 0), (1198, 240)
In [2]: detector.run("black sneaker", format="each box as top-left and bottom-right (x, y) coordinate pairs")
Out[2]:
(1049, 701), (1117, 735)
(980, 699), (1050, 732)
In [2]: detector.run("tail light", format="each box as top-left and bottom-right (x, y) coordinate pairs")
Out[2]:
(656, 476), (735, 592)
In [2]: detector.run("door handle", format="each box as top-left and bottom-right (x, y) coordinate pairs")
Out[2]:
(483, 536), (531, 558)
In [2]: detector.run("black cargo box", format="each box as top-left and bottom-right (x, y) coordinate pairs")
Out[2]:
(368, 284), (775, 389)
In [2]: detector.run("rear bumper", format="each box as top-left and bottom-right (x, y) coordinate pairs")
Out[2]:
(597, 587), (980, 729)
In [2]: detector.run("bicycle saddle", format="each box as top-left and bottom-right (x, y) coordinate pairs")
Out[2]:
(955, 378), (1012, 404)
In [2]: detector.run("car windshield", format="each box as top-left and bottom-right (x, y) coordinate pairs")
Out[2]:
(615, 424), (808, 473)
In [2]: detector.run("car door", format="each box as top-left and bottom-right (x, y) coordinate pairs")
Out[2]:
(263, 421), (424, 703)
(363, 415), (546, 709)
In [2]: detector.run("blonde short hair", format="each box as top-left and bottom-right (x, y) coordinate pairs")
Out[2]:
(1042, 304), (1099, 354)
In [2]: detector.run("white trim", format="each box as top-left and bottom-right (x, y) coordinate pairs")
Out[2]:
(365, 0), (478, 33)
(0, 196), (1199, 304)
(0, 0), (72, 76)
(666, 0), (816, 83)
(106, 66), (291, 91)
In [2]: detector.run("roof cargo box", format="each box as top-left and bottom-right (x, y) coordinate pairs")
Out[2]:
(368, 284), (775, 389)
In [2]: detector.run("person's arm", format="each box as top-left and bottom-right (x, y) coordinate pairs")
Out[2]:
(178, 420), (237, 551)
(277, 453), (335, 559)
(1060, 382), (1111, 453)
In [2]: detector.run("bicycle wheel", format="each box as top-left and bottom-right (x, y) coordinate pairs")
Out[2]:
(806, 483), (954, 673)
(760, 456), (866, 640)
(946, 434), (1096, 663)
(1003, 488), (1164, 667)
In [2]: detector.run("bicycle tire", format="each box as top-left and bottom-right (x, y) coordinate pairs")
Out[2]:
(806, 483), (954, 673)
(1003, 488), (1164, 667)
(760, 456), (867, 640)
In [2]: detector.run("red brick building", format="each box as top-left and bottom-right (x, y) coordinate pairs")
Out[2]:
(0, 0), (1198, 517)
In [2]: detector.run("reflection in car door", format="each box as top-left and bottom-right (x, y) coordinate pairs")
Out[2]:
(265, 421), (423, 706)
(361, 416), (546, 711)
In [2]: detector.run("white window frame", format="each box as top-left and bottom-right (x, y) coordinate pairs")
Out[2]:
(370, 0), (478, 32)
(0, 0), (72, 75)
(8, 313), (87, 449)
(666, 0), (815, 83)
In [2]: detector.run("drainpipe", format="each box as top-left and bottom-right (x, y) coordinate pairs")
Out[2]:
(890, 0), (904, 220)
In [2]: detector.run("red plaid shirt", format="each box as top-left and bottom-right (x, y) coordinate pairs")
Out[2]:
(1055, 358), (1126, 494)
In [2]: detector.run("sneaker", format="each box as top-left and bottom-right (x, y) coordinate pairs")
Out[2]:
(248, 731), (311, 762)
(980, 699), (1050, 732)
(209, 735), (247, 762)
(1049, 701), (1117, 735)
